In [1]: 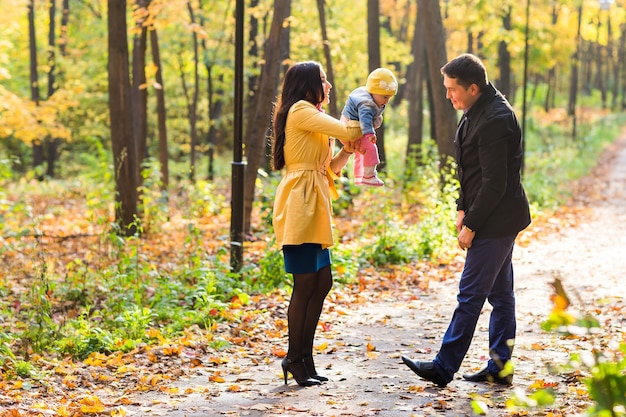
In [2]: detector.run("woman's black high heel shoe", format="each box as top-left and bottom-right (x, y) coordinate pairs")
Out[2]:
(303, 355), (329, 382)
(281, 358), (321, 387)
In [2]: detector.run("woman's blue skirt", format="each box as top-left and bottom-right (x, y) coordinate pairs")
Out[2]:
(283, 243), (331, 274)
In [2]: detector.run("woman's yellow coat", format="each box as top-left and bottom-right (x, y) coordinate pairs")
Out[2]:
(273, 100), (361, 250)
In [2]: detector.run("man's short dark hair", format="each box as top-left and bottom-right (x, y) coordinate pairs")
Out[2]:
(441, 53), (488, 91)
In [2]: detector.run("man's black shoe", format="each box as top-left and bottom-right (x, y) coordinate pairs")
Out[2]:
(401, 356), (448, 387)
(462, 366), (513, 385)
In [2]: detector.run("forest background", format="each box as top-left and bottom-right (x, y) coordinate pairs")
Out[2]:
(1, 0), (626, 415)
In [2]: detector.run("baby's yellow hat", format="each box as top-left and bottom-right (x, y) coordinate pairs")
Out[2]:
(366, 68), (398, 96)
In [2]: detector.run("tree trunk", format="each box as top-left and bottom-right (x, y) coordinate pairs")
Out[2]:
(615, 23), (626, 111)
(246, 0), (260, 118)
(544, 3), (558, 113)
(45, 0), (58, 178)
(27, 1), (38, 104)
(60, 0), (69, 56)
(47, 0), (56, 99)
(28, 0), (44, 175)
(595, 18), (607, 108)
(368, 0), (386, 171)
(45, 140), (60, 178)
(317, 0), (338, 118)
(196, 1), (227, 182)
(132, 0), (150, 188)
(150, 29), (169, 190)
(568, 4), (582, 120)
(108, 0), (139, 236)
(258, 1), (290, 175)
(579, 40), (596, 96)
(406, 2), (424, 172)
(186, 1), (200, 181)
(416, 0), (456, 165)
(242, 0), (290, 235)
(609, 17), (619, 110)
(497, 7), (512, 103)
(204, 67), (225, 183)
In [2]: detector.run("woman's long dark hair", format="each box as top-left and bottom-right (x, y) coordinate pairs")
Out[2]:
(271, 61), (325, 171)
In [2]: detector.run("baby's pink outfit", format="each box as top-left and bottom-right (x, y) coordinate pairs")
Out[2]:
(354, 134), (383, 187)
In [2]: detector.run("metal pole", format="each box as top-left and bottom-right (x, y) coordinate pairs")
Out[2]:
(231, 0), (245, 272)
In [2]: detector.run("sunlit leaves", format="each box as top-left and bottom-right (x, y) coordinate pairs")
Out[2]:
(507, 387), (557, 409)
(0, 79), (79, 145)
(78, 394), (106, 414)
(470, 393), (490, 415)
(542, 278), (602, 334)
(538, 278), (626, 416)
(209, 372), (225, 383)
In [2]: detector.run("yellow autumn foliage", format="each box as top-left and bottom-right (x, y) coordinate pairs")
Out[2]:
(0, 84), (78, 144)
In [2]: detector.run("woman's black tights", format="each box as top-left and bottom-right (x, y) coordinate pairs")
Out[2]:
(287, 265), (333, 361)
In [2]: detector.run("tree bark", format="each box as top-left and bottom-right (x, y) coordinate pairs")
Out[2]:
(416, 0), (456, 165)
(28, 0), (44, 174)
(568, 4), (582, 120)
(198, 3), (227, 182)
(45, 0), (59, 178)
(595, 17), (607, 109)
(544, 4), (559, 113)
(609, 17), (619, 110)
(108, 0), (139, 236)
(132, 0), (150, 188)
(60, 0), (70, 56)
(615, 23), (626, 111)
(274, 1), (291, 171)
(186, 1), (200, 181)
(47, 0), (56, 99)
(367, 0), (386, 171)
(317, 0), (338, 118)
(150, 29), (169, 190)
(246, 0), (260, 120)
(497, 6), (512, 103)
(406, 1), (424, 170)
(242, 0), (290, 234)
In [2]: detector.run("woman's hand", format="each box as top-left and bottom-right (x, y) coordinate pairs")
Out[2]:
(342, 139), (362, 154)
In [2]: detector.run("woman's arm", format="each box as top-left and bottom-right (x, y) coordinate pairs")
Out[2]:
(329, 141), (359, 176)
(292, 101), (360, 142)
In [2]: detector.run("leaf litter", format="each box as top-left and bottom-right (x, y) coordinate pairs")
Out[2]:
(1, 136), (626, 416)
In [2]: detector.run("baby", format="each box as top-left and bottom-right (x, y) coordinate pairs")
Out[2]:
(341, 68), (397, 186)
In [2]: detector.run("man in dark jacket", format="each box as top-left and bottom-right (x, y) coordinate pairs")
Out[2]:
(402, 53), (531, 387)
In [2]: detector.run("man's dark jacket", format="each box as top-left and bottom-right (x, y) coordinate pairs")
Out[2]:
(455, 82), (531, 239)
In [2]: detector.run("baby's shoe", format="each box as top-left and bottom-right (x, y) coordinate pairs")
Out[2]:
(360, 175), (384, 187)
(359, 166), (384, 187)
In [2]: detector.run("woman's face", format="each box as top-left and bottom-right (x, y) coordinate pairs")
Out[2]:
(320, 68), (332, 105)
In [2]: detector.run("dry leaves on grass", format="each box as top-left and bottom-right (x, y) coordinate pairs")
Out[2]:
(2, 135), (625, 417)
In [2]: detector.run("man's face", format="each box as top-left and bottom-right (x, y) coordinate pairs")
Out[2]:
(443, 76), (479, 111)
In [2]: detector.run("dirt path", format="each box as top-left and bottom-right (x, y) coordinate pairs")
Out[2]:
(122, 136), (626, 417)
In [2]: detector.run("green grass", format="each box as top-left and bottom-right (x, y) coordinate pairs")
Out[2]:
(523, 112), (626, 209)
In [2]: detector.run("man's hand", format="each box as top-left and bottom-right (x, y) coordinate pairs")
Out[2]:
(456, 210), (475, 250)
(458, 225), (475, 250)
(456, 210), (465, 233)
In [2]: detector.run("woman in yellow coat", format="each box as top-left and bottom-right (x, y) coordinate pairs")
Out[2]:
(271, 61), (361, 387)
